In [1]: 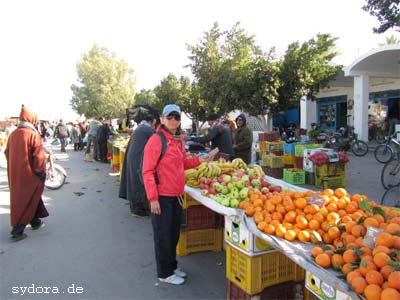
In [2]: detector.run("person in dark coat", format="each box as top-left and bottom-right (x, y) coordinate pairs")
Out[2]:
(55, 119), (69, 152)
(233, 113), (253, 164)
(96, 121), (112, 163)
(119, 114), (158, 216)
(190, 113), (234, 160)
(5, 106), (49, 241)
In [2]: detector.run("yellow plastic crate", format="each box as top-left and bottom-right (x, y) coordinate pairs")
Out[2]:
(177, 228), (223, 256)
(283, 154), (295, 165)
(182, 193), (201, 209)
(315, 163), (345, 177)
(119, 148), (125, 177)
(262, 154), (284, 168)
(315, 174), (346, 189)
(112, 145), (120, 164)
(226, 244), (305, 295)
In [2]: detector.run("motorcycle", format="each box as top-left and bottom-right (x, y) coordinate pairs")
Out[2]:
(320, 126), (369, 156)
(45, 148), (67, 190)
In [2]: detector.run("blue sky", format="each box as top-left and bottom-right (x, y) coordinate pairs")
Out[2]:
(0, 0), (397, 121)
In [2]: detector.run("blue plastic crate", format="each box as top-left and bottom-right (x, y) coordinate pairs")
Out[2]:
(284, 143), (296, 154)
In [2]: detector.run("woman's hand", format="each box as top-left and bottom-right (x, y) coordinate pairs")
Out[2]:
(199, 155), (213, 163)
(150, 200), (161, 215)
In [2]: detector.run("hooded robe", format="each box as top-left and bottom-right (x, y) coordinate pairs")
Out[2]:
(5, 107), (49, 227)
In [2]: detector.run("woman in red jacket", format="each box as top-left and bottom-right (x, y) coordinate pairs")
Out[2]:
(142, 104), (212, 285)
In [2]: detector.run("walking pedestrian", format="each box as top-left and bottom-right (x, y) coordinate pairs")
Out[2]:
(55, 119), (69, 152)
(119, 113), (159, 216)
(142, 104), (213, 285)
(70, 123), (81, 151)
(85, 117), (103, 161)
(5, 106), (49, 241)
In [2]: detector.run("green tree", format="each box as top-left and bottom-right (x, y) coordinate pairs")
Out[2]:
(362, 0), (400, 33)
(70, 45), (136, 119)
(277, 33), (342, 112)
(378, 34), (400, 45)
(134, 89), (160, 107)
(186, 22), (279, 117)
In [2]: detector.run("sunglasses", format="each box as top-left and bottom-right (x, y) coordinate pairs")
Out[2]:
(166, 113), (181, 121)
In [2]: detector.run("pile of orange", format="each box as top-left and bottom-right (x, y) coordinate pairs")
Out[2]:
(240, 188), (400, 300)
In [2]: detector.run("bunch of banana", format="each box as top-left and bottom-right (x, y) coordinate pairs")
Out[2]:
(251, 164), (265, 177)
(184, 167), (201, 187)
(206, 162), (222, 178)
(231, 158), (248, 169)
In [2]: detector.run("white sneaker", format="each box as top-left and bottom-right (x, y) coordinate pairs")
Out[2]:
(174, 268), (187, 278)
(158, 274), (185, 285)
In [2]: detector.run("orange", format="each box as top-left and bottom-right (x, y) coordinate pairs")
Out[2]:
(373, 213), (385, 224)
(322, 232), (333, 244)
(380, 265), (394, 280)
(284, 211), (297, 223)
(388, 271), (400, 290)
(271, 195), (283, 205)
(327, 203), (338, 212)
(308, 204), (320, 214)
(380, 288), (400, 300)
(284, 229), (297, 241)
(264, 224), (276, 235)
(343, 249), (357, 264)
(351, 224), (366, 237)
(272, 211), (283, 222)
(323, 188), (334, 196)
(359, 259), (377, 276)
(364, 217), (379, 228)
(298, 230), (310, 243)
(393, 235), (400, 249)
(312, 212), (325, 224)
(364, 284), (382, 300)
(351, 276), (367, 294)
(376, 232), (394, 248)
(347, 270), (362, 285)
(386, 222), (400, 235)
(372, 245), (391, 256)
(319, 206), (329, 217)
(315, 253), (331, 268)
(331, 254), (344, 270)
(343, 234), (356, 246)
(275, 224), (287, 238)
(345, 203), (358, 214)
(345, 220), (356, 233)
(257, 221), (267, 231)
(365, 270), (384, 286)
(373, 252), (391, 268)
(294, 197), (307, 209)
(308, 219), (320, 231)
(245, 205), (255, 216)
(326, 212), (340, 223)
(334, 188), (348, 198)
(328, 226), (341, 239)
(342, 263), (355, 275)
(311, 246), (324, 257)
(296, 215), (308, 229)
(336, 198), (347, 209)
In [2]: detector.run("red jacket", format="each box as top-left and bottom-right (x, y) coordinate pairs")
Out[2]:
(142, 127), (200, 202)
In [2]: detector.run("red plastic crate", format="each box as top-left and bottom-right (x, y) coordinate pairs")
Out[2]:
(262, 167), (283, 179)
(295, 156), (303, 169)
(181, 205), (223, 231)
(226, 279), (304, 300)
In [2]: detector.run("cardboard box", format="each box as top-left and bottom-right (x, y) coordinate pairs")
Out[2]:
(224, 216), (275, 255)
(305, 271), (351, 300)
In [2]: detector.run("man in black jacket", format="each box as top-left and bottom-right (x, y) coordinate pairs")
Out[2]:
(191, 113), (234, 160)
(119, 114), (158, 216)
(55, 119), (69, 153)
(96, 121), (112, 162)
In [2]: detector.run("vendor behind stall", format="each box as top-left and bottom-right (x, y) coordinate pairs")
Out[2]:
(190, 113), (234, 160)
(233, 113), (253, 164)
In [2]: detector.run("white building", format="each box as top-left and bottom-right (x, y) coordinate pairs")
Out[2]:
(301, 45), (400, 141)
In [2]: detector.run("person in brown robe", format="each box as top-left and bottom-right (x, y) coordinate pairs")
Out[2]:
(5, 106), (49, 241)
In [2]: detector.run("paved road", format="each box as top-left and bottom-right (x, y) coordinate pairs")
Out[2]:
(0, 143), (390, 300)
(0, 145), (225, 300)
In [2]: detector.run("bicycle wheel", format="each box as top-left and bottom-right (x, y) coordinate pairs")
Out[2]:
(375, 133), (387, 144)
(381, 185), (400, 208)
(381, 159), (400, 189)
(351, 140), (368, 156)
(45, 164), (67, 190)
(374, 145), (393, 163)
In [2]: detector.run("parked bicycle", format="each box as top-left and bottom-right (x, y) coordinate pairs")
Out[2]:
(320, 126), (369, 156)
(45, 148), (67, 190)
(381, 185), (400, 208)
(381, 155), (400, 190)
(374, 131), (400, 163)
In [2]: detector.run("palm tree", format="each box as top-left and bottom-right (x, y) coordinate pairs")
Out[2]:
(378, 35), (400, 46)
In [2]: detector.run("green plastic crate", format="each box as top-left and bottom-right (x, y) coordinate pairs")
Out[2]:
(283, 168), (305, 185)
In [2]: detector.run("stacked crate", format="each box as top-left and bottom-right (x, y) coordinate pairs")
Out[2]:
(314, 162), (346, 189)
(294, 143), (321, 170)
(224, 217), (305, 299)
(176, 193), (223, 256)
(111, 144), (120, 173)
(260, 141), (284, 179)
(283, 142), (296, 168)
